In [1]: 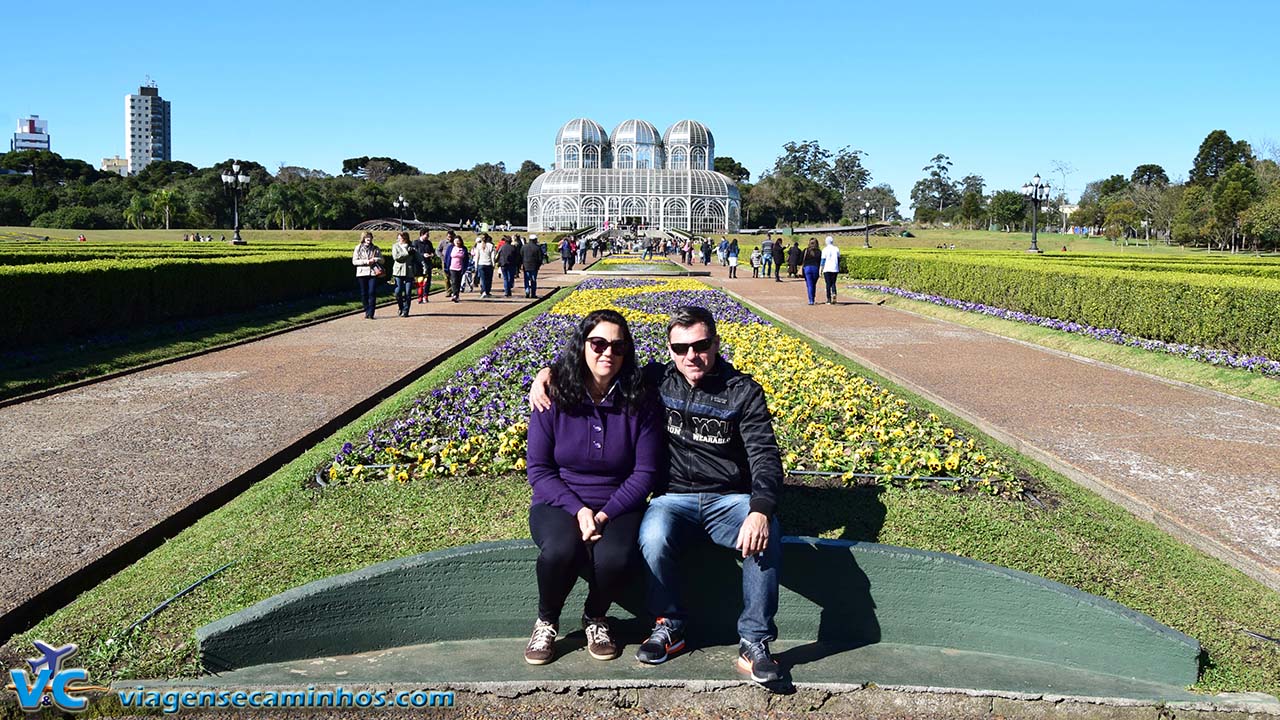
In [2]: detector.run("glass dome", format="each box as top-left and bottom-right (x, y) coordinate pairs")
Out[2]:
(555, 118), (608, 146)
(610, 119), (664, 169)
(663, 120), (715, 170)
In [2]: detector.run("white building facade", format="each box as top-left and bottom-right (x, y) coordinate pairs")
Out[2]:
(125, 84), (171, 175)
(527, 118), (740, 233)
(11, 116), (50, 152)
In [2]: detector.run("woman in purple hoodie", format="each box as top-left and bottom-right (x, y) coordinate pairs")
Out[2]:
(523, 309), (663, 666)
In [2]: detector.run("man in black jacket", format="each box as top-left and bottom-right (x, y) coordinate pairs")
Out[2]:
(497, 236), (522, 298)
(529, 306), (784, 682)
(520, 234), (543, 298)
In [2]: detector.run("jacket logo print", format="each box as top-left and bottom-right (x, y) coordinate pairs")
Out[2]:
(690, 415), (731, 444)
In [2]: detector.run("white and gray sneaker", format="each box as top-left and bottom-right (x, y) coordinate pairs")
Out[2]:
(524, 619), (557, 665)
(583, 617), (618, 660)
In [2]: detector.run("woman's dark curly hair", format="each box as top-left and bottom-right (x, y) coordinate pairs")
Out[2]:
(550, 309), (647, 414)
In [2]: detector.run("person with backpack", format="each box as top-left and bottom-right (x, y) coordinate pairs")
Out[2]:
(499, 235), (523, 297)
(523, 234), (544, 298)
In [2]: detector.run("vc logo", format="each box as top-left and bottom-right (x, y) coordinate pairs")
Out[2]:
(6, 640), (107, 713)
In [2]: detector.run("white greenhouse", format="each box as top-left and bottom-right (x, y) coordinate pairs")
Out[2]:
(527, 118), (741, 233)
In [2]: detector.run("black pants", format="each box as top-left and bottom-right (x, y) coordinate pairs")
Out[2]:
(823, 272), (838, 302)
(529, 503), (643, 625)
(447, 269), (463, 299)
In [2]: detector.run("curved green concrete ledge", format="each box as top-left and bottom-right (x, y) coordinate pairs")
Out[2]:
(196, 538), (1199, 686)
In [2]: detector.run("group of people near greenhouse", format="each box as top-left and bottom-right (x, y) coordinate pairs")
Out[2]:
(522, 305), (786, 684)
(351, 230), (547, 318)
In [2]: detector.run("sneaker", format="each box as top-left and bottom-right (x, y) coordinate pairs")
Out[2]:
(524, 620), (557, 665)
(737, 639), (782, 683)
(635, 618), (685, 664)
(583, 617), (618, 661)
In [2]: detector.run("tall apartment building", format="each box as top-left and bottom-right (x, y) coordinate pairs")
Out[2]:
(125, 83), (171, 175)
(11, 115), (51, 152)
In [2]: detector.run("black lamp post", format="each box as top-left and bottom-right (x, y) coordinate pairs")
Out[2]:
(1020, 174), (1050, 253)
(860, 202), (872, 248)
(221, 162), (250, 245)
(393, 195), (409, 231)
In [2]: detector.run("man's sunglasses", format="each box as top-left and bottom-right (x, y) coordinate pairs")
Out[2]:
(586, 337), (629, 354)
(669, 338), (715, 355)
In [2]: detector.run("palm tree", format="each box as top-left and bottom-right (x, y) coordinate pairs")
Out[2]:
(150, 188), (175, 230)
(123, 193), (150, 230)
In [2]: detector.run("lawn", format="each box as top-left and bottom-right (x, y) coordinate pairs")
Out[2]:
(7, 280), (1278, 702)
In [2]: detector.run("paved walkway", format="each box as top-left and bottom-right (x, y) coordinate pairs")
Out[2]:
(2, 273), (575, 627)
(699, 265), (1280, 592)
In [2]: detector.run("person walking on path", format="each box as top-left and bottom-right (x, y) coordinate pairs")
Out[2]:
(786, 240), (802, 279)
(727, 239), (740, 278)
(772, 237), (785, 282)
(820, 236), (841, 304)
(352, 231), (383, 319)
(750, 246), (762, 278)
(718, 237), (729, 266)
(522, 234), (544, 298)
(523, 310), (663, 665)
(475, 234), (497, 298)
(443, 235), (469, 303)
(438, 231), (455, 297)
(701, 238), (712, 266)
(761, 242), (773, 279)
(560, 237), (574, 273)
(800, 238), (822, 305)
(413, 230), (434, 303)
(391, 231), (417, 317)
(498, 235), (522, 298)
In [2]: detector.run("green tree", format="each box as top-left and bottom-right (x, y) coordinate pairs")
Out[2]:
(1241, 190), (1280, 251)
(988, 190), (1025, 231)
(958, 191), (984, 229)
(1172, 185), (1212, 246)
(1189, 130), (1253, 187)
(122, 193), (150, 229)
(771, 140), (833, 184)
(713, 156), (750, 183)
(830, 146), (870, 205)
(1102, 197), (1141, 244)
(1210, 163), (1262, 251)
(910, 154), (959, 218)
(1130, 164), (1169, 186)
(149, 188), (177, 229)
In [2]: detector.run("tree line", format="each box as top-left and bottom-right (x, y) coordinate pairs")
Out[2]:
(902, 130), (1280, 251)
(0, 152), (545, 231)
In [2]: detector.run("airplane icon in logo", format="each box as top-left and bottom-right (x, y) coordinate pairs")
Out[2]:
(27, 641), (77, 676)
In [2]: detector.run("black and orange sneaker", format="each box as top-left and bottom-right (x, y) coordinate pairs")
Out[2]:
(736, 639), (782, 683)
(635, 618), (685, 664)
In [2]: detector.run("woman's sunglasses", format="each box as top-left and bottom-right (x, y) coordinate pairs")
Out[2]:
(669, 338), (715, 355)
(586, 337), (629, 355)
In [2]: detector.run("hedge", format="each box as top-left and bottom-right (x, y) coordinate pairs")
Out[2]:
(843, 252), (1280, 357)
(2, 253), (358, 348)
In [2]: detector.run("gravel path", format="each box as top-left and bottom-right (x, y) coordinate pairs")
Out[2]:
(708, 265), (1280, 592)
(2, 277), (574, 628)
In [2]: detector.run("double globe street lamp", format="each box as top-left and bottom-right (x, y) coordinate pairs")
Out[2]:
(221, 162), (251, 245)
(393, 195), (410, 231)
(1021, 174), (1051, 254)
(860, 202), (873, 249)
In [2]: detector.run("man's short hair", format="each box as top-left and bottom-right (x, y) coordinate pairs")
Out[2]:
(667, 306), (717, 339)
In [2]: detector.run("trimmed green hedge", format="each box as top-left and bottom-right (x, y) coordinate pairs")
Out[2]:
(843, 252), (1280, 357)
(3, 253), (359, 347)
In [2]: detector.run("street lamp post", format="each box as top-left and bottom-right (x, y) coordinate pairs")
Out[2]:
(1020, 174), (1050, 254)
(860, 202), (872, 248)
(393, 195), (409, 231)
(220, 162), (251, 245)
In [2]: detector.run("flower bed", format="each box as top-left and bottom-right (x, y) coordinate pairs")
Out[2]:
(855, 284), (1280, 377)
(328, 278), (1018, 494)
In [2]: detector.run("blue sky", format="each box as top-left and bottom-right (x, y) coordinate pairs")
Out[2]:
(7, 0), (1278, 203)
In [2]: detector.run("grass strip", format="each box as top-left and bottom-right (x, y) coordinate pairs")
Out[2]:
(0, 284), (435, 402)
(6, 285), (1277, 700)
(839, 285), (1280, 409)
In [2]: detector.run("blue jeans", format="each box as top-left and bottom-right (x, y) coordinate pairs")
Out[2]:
(501, 266), (517, 295)
(523, 268), (539, 297)
(393, 275), (413, 314)
(802, 265), (820, 304)
(638, 493), (780, 643)
(356, 275), (378, 317)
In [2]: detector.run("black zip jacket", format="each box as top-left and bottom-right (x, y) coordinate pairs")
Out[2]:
(646, 358), (783, 517)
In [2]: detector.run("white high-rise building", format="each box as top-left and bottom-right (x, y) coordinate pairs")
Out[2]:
(11, 115), (50, 152)
(125, 83), (171, 174)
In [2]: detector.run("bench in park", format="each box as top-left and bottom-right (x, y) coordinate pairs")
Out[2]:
(193, 537), (1202, 700)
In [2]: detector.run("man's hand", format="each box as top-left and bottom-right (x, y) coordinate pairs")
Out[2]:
(735, 511), (770, 558)
(529, 367), (553, 411)
(577, 507), (601, 543)
(594, 510), (609, 529)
